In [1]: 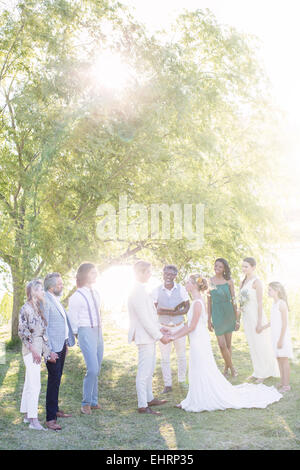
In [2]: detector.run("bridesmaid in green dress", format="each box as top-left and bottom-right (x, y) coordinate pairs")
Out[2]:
(207, 258), (240, 377)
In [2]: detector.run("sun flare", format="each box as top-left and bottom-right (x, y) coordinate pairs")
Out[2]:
(97, 265), (161, 329)
(90, 52), (134, 91)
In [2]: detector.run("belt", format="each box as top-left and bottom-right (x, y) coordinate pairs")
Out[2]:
(160, 321), (184, 328)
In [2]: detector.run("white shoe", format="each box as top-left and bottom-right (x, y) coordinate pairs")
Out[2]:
(23, 418), (30, 424)
(29, 421), (48, 431)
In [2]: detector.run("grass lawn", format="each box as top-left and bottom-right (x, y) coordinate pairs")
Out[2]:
(0, 312), (300, 450)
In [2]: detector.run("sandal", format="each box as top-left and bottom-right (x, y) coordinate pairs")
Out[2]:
(278, 385), (291, 393)
(29, 420), (47, 431)
(255, 378), (264, 384)
(46, 420), (62, 431)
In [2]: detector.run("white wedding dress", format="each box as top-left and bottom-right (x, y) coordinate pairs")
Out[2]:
(241, 277), (280, 379)
(180, 299), (282, 412)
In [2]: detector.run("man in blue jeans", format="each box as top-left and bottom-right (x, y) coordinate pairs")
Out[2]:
(67, 263), (103, 415)
(44, 273), (75, 431)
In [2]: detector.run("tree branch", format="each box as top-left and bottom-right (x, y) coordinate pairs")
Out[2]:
(98, 241), (148, 272)
(0, 191), (16, 219)
(3, 88), (24, 170)
(33, 259), (45, 278)
(0, 21), (25, 83)
(61, 242), (148, 307)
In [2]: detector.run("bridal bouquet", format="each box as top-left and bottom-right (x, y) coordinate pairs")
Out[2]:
(239, 290), (250, 312)
(207, 279), (217, 296)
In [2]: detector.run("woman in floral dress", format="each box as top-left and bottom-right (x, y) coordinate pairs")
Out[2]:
(19, 279), (58, 430)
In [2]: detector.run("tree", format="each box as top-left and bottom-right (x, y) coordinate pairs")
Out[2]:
(0, 2), (282, 339)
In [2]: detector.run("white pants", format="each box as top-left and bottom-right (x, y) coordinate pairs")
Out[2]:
(136, 343), (156, 408)
(159, 324), (187, 386)
(20, 353), (41, 419)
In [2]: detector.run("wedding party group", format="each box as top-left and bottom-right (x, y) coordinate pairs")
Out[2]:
(18, 257), (293, 430)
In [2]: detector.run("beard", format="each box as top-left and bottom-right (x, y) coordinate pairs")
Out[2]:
(53, 288), (63, 297)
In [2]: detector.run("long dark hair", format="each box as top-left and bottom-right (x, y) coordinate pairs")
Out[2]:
(76, 262), (96, 288)
(215, 258), (231, 280)
(241, 257), (256, 288)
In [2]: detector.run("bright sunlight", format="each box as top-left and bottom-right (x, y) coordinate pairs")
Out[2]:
(90, 51), (135, 91)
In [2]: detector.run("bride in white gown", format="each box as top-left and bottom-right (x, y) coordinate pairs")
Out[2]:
(171, 274), (282, 412)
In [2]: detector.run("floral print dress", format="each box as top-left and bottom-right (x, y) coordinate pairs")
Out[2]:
(18, 301), (51, 359)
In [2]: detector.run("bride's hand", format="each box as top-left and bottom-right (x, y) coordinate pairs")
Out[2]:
(207, 320), (214, 332)
(160, 327), (170, 335)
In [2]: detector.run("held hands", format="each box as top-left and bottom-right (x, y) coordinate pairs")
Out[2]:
(160, 327), (171, 335)
(256, 322), (270, 334)
(160, 335), (173, 345)
(207, 320), (214, 332)
(47, 351), (59, 363)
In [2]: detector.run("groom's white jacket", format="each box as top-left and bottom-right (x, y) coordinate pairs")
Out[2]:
(128, 282), (163, 345)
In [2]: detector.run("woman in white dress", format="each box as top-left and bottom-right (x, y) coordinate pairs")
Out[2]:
(239, 258), (279, 383)
(262, 282), (293, 393)
(171, 274), (282, 413)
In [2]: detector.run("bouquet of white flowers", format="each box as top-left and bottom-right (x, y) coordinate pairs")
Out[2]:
(239, 290), (250, 312)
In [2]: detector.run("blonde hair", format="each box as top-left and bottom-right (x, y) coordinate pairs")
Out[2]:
(269, 282), (289, 310)
(190, 274), (208, 292)
(26, 279), (47, 325)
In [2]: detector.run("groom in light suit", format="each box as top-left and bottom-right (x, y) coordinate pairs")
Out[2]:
(128, 260), (171, 415)
(44, 272), (75, 431)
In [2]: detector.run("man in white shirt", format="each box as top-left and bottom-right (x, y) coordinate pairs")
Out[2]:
(128, 260), (171, 415)
(67, 262), (103, 416)
(152, 265), (190, 393)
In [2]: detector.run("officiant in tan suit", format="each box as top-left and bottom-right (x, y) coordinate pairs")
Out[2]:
(128, 260), (171, 415)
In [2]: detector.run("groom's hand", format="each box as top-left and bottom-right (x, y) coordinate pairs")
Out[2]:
(160, 335), (172, 344)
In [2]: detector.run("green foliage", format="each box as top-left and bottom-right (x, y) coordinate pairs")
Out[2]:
(0, 292), (12, 325)
(5, 335), (21, 351)
(0, 1), (284, 337)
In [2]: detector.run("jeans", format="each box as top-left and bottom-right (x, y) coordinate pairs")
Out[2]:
(78, 327), (104, 407)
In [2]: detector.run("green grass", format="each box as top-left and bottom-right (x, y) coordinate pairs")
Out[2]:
(0, 314), (300, 450)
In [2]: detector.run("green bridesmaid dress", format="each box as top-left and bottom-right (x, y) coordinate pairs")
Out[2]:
(210, 283), (236, 336)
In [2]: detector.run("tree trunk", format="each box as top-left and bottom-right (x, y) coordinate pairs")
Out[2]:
(10, 265), (25, 339)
